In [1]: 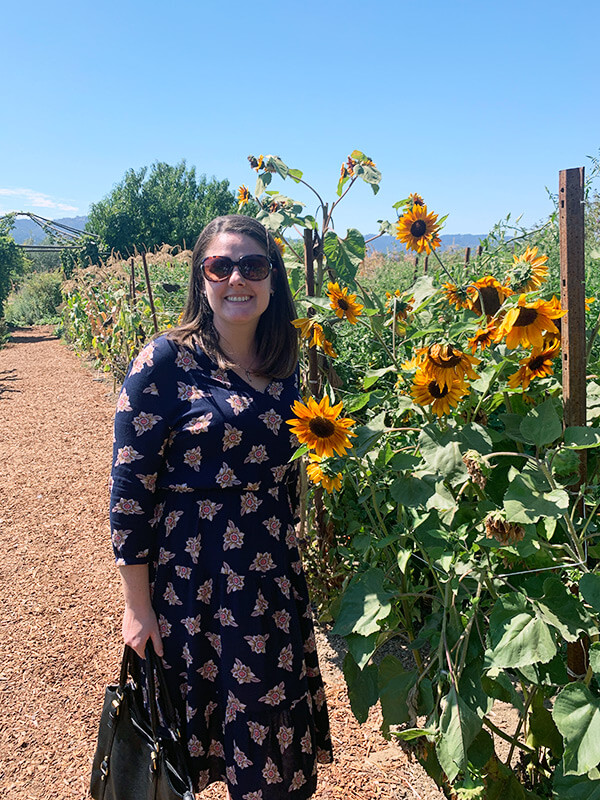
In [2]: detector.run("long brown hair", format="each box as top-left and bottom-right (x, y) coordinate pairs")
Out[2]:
(166, 215), (298, 378)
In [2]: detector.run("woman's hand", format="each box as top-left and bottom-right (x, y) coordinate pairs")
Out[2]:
(118, 564), (164, 658)
(122, 603), (163, 659)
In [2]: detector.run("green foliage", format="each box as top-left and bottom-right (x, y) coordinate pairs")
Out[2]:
(5, 271), (63, 325)
(87, 161), (237, 255)
(0, 214), (27, 317)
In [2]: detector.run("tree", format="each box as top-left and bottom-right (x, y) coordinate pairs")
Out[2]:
(0, 215), (27, 317)
(87, 161), (237, 255)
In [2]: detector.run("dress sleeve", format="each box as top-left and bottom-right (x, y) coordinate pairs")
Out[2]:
(109, 336), (179, 565)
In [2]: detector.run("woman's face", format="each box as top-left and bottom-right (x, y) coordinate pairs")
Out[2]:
(202, 232), (273, 338)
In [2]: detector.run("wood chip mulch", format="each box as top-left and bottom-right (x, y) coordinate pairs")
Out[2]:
(0, 327), (443, 800)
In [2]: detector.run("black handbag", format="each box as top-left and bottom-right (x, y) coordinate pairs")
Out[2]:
(90, 642), (195, 800)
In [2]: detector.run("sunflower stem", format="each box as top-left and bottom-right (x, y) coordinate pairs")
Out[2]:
(431, 248), (456, 283)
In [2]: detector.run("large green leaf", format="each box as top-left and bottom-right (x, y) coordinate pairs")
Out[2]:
(345, 632), (378, 669)
(590, 643), (600, 677)
(390, 474), (435, 507)
(519, 399), (562, 448)
(436, 685), (482, 782)
(487, 593), (557, 668)
(331, 568), (394, 637)
(564, 427), (600, 450)
(529, 690), (563, 756)
(378, 656), (418, 726)
(342, 652), (378, 724)
(481, 670), (524, 712)
(553, 683), (600, 775)
(419, 429), (467, 486)
(553, 762), (600, 799)
(460, 422), (493, 455)
(503, 474), (569, 523)
(352, 411), (387, 457)
(535, 577), (594, 642)
(322, 229), (365, 283)
(580, 574), (600, 613)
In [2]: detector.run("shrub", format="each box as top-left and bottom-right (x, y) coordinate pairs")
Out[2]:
(5, 271), (63, 325)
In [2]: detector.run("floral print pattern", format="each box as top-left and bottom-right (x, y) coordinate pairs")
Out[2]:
(109, 335), (332, 799)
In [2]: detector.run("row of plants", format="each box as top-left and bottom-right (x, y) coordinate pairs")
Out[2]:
(240, 153), (600, 798)
(59, 150), (600, 798)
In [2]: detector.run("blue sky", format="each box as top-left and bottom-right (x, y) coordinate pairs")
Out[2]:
(2, 0), (598, 237)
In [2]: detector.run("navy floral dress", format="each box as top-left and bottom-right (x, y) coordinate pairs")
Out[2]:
(109, 334), (333, 800)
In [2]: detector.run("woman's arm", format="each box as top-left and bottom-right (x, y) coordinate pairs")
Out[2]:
(119, 564), (164, 659)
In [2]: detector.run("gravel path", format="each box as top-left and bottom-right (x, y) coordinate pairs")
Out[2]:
(0, 327), (443, 800)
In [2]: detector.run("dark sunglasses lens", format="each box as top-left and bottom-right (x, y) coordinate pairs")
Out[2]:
(239, 256), (271, 280)
(202, 257), (233, 281)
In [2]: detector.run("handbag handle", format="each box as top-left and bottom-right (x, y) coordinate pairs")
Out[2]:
(121, 642), (183, 741)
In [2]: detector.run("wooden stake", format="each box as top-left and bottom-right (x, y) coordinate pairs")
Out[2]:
(140, 251), (159, 334)
(464, 247), (471, 267)
(130, 257), (136, 301)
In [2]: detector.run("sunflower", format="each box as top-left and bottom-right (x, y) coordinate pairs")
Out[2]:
(494, 295), (566, 349)
(467, 276), (509, 317)
(442, 282), (472, 310)
(274, 236), (286, 255)
(327, 282), (364, 324)
(385, 290), (414, 319)
(237, 185), (250, 207)
(411, 370), (469, 417)
(292, 317), (320, 345)
(468, 322), (498, 354)
(408, 192), (425, 208)
(586, 297), (596, 311)
(291, 318), (337, 356)
(395, 204), (442, 255)
(416, 343), (480, 389)
(507, 339), (561, 390)
(306, 454), (342, 493)
(505, 246), (549, 293)
(286, 396), (356, 458)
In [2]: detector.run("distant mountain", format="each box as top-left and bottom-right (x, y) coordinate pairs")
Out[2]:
(9, 215), (89, 244)
(366, 233), (485, 254)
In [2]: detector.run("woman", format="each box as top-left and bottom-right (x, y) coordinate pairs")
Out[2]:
(109, 214), (333, 799)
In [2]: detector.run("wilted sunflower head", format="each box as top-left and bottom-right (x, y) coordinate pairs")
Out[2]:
(495, 295), (566, 349)
(505, 246), (549, 293)
(467, 276), (508, 317)
(306, 454), (342, 493)
(442, 282), (472, 310)
(484, 511), (524, 545)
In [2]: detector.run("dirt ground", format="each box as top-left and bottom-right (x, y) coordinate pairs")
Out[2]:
(0, 327), (444, 800)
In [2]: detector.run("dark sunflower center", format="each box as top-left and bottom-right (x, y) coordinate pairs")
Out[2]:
(479, 286), (501, 316)
(428, 381), (449, 399)
(410, 220), (427, 238)
(515, 307), (538, 327)
(337, 298), (350, 311)
(430, 352), (461, 368)
(529, 355), (547, 371)
(309, 417), (335, 438)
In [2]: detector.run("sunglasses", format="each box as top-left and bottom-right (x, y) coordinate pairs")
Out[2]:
(200, 254), (272, 282)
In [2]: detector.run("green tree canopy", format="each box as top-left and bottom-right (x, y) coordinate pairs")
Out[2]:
(0, 215), (27, 317)
(86, 161), (237, 255)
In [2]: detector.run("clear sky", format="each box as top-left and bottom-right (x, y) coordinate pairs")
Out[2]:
(2, 0), (598, 237)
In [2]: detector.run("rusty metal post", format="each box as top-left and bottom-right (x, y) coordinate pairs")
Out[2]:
(140, 250), (159, 334)
(424, 255), (429, 275)
(560, 168), (587, 441)
(559, 167), (588, 681)
(412, 256), (419, 282)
